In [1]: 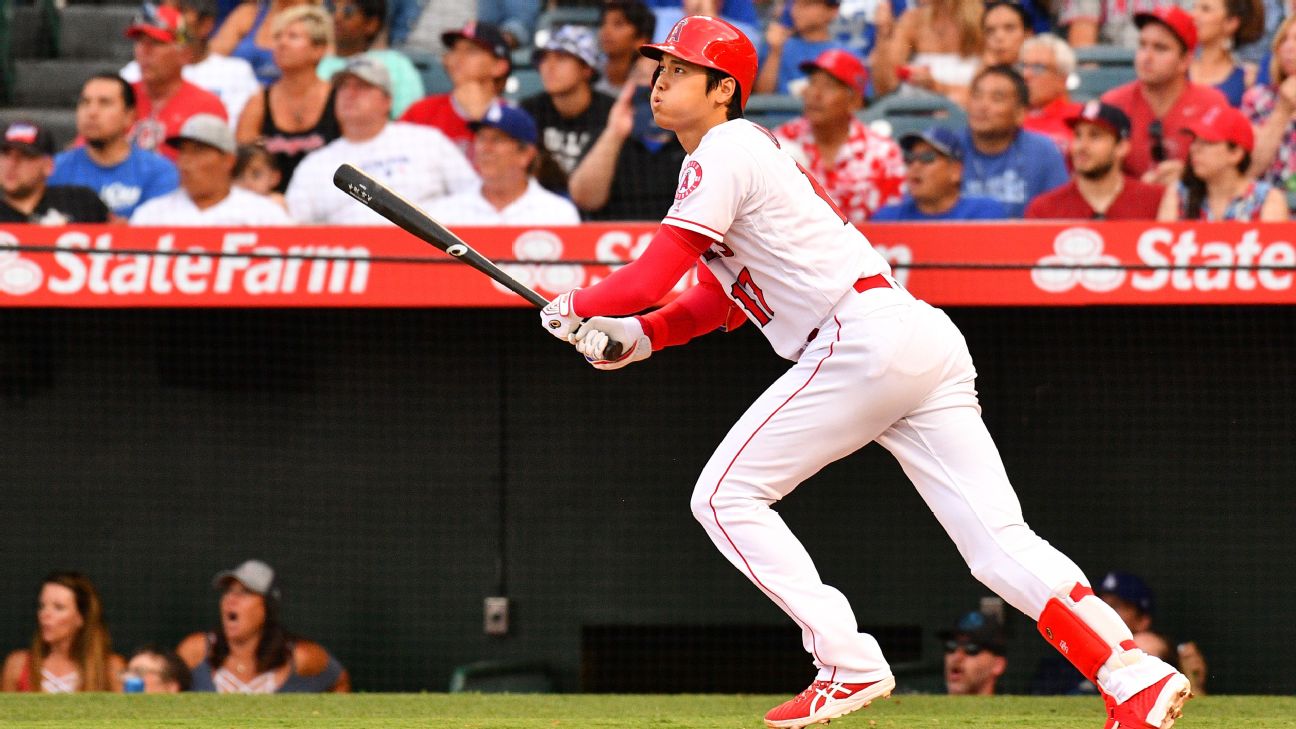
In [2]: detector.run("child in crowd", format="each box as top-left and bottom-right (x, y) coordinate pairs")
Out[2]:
(233, 144), (287, 211)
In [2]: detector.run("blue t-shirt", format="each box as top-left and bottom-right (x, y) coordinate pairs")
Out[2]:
(958, 128), (1068, 218)
(871, 194), (1008, 221)
(50, 146), (179, 219)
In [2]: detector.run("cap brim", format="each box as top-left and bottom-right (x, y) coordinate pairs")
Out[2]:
(1065, 116), (1122, 138)
(165, 134), (233, 153)
(0, 141), (48, 157)
(639, 42), (709, 70)
(126, 25), (177, 43)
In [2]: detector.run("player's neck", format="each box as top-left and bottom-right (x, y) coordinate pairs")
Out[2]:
(675, 111), (731, 153)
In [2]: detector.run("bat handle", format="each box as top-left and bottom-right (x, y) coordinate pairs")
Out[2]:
(603, 340), (624, 361)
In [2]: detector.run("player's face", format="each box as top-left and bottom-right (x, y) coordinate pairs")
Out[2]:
(176, 140), (235, 200)
(968, 74), (1024, 136)
(538, 51), (592, 96)
(273, 19), (327, 72)
(1070, 122), (1121, 178)
(37, 583), (84, 647)
(0, 148), (52, 200)
(77, 78), (135, 145)
(801, 70), (859, 126)
(943, 641), (1004, 695)
(599, 9), (645, 56)
(1019, 44), (1065, 108)
(220, 580), (267, 642)
(983, 5), (1028, 66)
(444, 38), (507, 86)
(472, 127), (534, 181)
(134, 36), (187, 87)
(903, 142), (960, 203)
(650, 55), (729, 131)
(335, 76), (392, 131)
(1135, 24), (1189, 87)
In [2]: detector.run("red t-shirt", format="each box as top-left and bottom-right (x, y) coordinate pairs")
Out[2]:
(399, 94), (474, 157)
(1101, 80), (1230, 178)
(130, 81), (227, 161)
(1024, 97), (1081, 160)
(1024, 176), (1164, 220)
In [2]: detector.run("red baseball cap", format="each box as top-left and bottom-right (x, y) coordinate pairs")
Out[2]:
(125, 2), (187, 44)
(1134, 6), (1197, 53)
(798, 48), (869, 98)
(1183, 104), (1254, 151)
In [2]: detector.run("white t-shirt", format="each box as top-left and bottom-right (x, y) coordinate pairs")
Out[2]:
(425, 179), (580, 225)
(286, 122), (479, 226)
(665, 119), (891, 361)
(130, 186), (293, 226)
(122, 53), (260, 124)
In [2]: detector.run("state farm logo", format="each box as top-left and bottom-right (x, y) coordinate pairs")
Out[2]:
(497, 230), (584, 297)
(1032, 227), (1125, 293)
(0, 233), (43, 295)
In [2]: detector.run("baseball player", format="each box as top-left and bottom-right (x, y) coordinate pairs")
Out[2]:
(541, 16), (1190, 729)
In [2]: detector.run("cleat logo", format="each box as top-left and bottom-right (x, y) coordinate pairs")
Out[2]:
(1059, 640), (1070, 654)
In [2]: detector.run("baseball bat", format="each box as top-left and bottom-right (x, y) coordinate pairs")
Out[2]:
(332, 163), (623, 360)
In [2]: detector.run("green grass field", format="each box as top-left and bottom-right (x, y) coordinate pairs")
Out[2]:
(0, 694), (1293, 729)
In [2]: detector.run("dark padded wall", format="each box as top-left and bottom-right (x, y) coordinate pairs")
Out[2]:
(0, 307), (1290, 694)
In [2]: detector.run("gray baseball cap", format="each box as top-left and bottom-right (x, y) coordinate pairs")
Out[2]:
(166, 113), (235, 154)
(212, 559), (276, 595)
(533, 25), (601, 74)
(333, 52), (392, 96)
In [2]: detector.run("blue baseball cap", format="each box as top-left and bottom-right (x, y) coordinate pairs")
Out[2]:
(899, 126), (963, 162)
(937, 610), (1007, 655)
(1096, 571), (1155, 616)
(469, 102), (538, 145)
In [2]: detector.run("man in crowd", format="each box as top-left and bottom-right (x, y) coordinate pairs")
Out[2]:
(521, 25), (616, 180)
(50, 74), (179, 220)
(1020, 34), (1081, 157)
(941, 609), (1009, 696)
(1101, 6), (1229, 183)
(773, 48), (904, 224)
(120, 0), (259, 123)
(873, 127), (1008, 221)
(755, 0), (847, 96)
(126, 1), (228, 160)
(596, 0), (656, 96)
(130, 114), (291, 225)
(428, 103), (580, 224)
(1026, 101), (1163, 219)
(319, 0), (424, 118)
(0, 122), (110, 224)
(960, 65), (1068, 217)
(125, 645), (192, 693)
(289, 55), (477, 225)
(400, 21), (511, 156)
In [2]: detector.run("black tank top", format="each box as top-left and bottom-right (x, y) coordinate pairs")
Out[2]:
(260, 85), (341, 193)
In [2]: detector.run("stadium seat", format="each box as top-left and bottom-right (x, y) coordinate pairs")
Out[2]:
(1074, 44), (1136, 68)
(1073, 66), (1136, 102)
(859, 90), (967, 140)
(505, 68), (543, 100)
(449, 660), (556, 693)
(406, 50), (453, 96)
(745, 93), (803, 130)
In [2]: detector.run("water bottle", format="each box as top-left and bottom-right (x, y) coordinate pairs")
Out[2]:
(123, 674), (145, 694)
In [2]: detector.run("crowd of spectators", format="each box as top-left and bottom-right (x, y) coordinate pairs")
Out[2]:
(7, 0), (1296, 227)
(2, 562), (349, 694)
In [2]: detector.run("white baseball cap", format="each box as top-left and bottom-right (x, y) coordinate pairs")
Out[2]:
(166, 113), (236, 154)
(212, 559), (277, 596)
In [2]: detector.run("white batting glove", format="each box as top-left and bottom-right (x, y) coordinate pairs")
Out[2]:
(572, 316), (652, 370)
(540, 289), (582, 341)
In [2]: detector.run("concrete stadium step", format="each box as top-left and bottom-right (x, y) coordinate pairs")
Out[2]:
(61, 6), (138, 61)
(13, 59), (123, 108)
(0, 108), (78, 150)
(10, 7), (51, 59)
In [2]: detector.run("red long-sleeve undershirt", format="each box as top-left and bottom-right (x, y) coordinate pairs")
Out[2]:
(570, 224), (742, 350)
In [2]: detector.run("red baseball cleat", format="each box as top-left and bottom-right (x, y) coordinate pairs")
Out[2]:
(763, 675), (895, 729)
(1104, 672), (1192, 729)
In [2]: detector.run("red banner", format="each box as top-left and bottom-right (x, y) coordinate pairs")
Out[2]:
(0, 222), (1293, 307)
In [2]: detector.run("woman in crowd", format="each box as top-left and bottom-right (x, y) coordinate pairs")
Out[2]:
(1244, 14), (1296, 191)
(1, 572), (125, 693)
(211, 0), (322, 86)
(177, 560), (350, 693)
(982, 0), (1033, 67)
(870, 0), (983, 106)
(236, 5), (340, 193)
(1189, 0), (1264, 107)
(1158, 105), (1288, 221)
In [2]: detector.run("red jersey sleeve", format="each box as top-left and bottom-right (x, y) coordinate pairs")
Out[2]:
(571, 224), (711, 316)
(637, 265), (742, 350)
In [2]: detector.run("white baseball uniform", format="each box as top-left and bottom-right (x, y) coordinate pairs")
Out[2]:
(661, 119), (1119, 683)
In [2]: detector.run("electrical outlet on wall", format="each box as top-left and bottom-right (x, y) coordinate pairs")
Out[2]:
(484, 596), (509, 636)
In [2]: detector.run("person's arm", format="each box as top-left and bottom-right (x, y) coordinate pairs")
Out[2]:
(209, 3), (256, 56)
(1156, 183), (1180, 222)
(1, 650), (26, 692)
(753, 22), (791, 94)
(568, 81), (635, 211)
(1067, 18), (1099, 47)
(292, 641), (350, 693)
(236, 88), (266, 145)
(1260, 186), (1290, 221)
(107, 654), (126, 692)
(1249, 79), (1296, 178)
(870, 7), (916, 98)
(572, 224), (711, 316)
(176, 633), (208, 669)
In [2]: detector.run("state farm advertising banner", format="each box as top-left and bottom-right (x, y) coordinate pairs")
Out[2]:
(0, 221), (1292, 307)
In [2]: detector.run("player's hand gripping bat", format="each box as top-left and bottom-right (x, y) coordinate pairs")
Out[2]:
(332, 163), (623, 360)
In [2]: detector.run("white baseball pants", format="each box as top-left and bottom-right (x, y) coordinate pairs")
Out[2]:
(691, 284), (1094, 683)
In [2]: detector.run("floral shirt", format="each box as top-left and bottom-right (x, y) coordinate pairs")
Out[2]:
(1177, 180), (1274, 221)
(773, 116), (906, 225)
(1241, 84), (1296, 193)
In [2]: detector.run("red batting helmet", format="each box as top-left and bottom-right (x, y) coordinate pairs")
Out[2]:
(639, 15), (759, 108)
